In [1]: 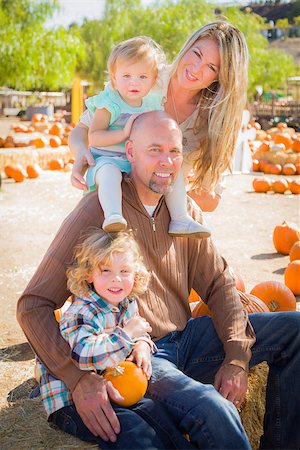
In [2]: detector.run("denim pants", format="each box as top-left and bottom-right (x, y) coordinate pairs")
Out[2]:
(49, 397), (196, 450)
(149, 312), (300, 450)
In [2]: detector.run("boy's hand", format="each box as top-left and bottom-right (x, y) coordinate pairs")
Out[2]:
(127, 341), (152, 379)
(123, 316), (152, 339)
(123, 113), (141, 139)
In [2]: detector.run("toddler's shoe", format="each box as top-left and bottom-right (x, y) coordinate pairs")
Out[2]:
(103, 214), (127, 232)
(168, 219), (211, 238)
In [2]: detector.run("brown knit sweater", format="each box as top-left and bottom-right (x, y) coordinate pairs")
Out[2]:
(17, 175), (255, 392)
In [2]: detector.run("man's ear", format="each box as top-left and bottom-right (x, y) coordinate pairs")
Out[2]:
(126, 139), (134, 163)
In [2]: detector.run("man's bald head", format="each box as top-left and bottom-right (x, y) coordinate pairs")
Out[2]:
(130, 110), (182, 141)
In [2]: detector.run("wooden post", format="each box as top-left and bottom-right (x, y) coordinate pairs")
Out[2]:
(71, 77), (83, 124)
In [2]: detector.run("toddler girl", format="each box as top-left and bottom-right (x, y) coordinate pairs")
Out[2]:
(86, 36), (210, 238)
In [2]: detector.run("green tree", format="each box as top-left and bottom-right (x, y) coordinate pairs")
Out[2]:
(0, 0), (84, 90)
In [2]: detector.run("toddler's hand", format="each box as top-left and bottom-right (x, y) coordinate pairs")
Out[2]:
(123, 316), (152, 339)
(123, 113), (141, 139)
(128, 341), (152, 379)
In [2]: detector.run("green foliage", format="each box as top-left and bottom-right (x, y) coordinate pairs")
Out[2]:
(0, 0), (296, 96)
(0, 0), (83, 90)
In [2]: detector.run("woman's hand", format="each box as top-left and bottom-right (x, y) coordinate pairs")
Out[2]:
(69, 122), (95, 191)
(71, 149), (95, 191)
(127, 341), (152, 379)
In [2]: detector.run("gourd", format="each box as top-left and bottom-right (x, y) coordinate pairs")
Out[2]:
(250, 281), (296, 312)
(284, 261), (300, 296)
(289, 241), (300, 262)
(252, 177), (271, 193)
(103, 361), (148, 407)
(273, 221), (300, 255)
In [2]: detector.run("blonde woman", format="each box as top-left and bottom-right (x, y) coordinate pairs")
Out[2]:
(70, 21), (248, 212)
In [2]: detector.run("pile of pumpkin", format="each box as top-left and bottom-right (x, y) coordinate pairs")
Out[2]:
(252, 176), (300, 194)
(250, 122), (300, 195)
(190, 221), (300, 317)
(4, 158), (74, 183)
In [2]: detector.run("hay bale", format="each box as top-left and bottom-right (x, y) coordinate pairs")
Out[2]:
(240, 362), (268, 450)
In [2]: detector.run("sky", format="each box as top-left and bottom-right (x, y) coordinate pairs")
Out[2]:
(48, 0), (249, 28)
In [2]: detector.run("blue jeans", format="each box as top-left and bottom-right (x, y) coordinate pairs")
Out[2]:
(149, 312), (300, 450)
(49, 397), (196, 449)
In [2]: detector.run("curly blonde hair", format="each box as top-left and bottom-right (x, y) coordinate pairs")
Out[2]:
(67, 228), (150, 298)
(170, 21), (248, 191)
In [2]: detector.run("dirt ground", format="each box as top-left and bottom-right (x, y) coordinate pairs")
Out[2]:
(0, 117), (299, 448)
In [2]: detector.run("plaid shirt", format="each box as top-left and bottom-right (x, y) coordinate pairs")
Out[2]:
(37, 289), (154, 416)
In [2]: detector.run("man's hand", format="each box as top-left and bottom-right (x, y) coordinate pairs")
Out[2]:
(72, 371), (123, 441)
(214, 364), (248, 408)
(71, 151), (95, 191)
(127, 341), (152, 379)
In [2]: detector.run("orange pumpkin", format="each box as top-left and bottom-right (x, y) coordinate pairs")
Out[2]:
(12, 165), (27, 183)
(54, 298), (72, 322)
(259, 160), (269, 172)
(61, 136), (69, 146)
(252, 177), (272, 193)
(192, 300), (211, 317)
(292, 138), (300, 153)
(189, 288), (201, 303)
(250, 281), (296, 312)
(34, 137), (47, 148)
(295, 163), (300, 175)
(4, 165), (15, 178)
(49, 136), (62, 148)
(284, 261), (300, 295)
(282, 163), (296, 176)
(258, 141), (270, 153)
(238, 291), (270, 313)
(274, 133), (292, 150)
(103, 361), (148, 407)
(252, 159), (260, 172)
(290, 241), (300, 262)
(48, 159), (64, 170)
(49, 123), (64, 136)
(272, 178), (288, 194)
(26, 164), (41, 178)
(31, 113), (43, 123)
(268, 164), (282, 175)
(273, 221), (300, 255)
(289, 179), (300, 194)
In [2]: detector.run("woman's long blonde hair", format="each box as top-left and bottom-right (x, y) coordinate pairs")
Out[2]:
(67, 229), (150, 297)
(170, 21), (248, 191)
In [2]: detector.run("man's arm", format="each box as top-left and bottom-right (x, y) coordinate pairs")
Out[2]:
(16, 193), (121, 440)
(187, 201), (255, 404)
